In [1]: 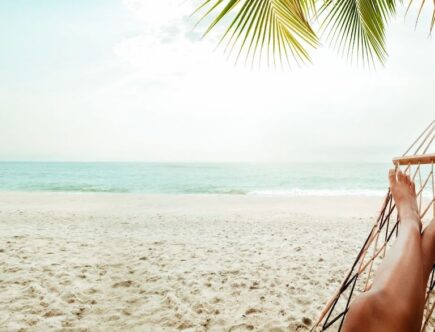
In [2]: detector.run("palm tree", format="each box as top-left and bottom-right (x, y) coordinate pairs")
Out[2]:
(193, 0), (434, 67)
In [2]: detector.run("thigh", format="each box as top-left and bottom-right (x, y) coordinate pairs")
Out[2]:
(343, 290), (416, 332)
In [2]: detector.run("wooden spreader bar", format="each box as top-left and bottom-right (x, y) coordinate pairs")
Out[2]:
(393, 153), (435, 166)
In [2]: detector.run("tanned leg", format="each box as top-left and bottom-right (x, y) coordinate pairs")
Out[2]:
(342, 170), (428, 332)
(422, 218), (435, 282)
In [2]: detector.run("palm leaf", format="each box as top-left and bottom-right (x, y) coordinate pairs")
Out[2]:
(196, 0), (318, 66)
(431, 8), (435, 32)
(406, 0), (435, 33)
(194, 0), (434, 66)
(320, 0), (397, 66)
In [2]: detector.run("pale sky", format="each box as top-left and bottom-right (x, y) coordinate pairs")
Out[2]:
(0, 0), (433, 162)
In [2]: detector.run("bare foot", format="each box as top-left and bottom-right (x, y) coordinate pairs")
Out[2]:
(388, 169), (420, 230)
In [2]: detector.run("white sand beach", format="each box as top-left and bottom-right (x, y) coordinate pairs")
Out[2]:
(0, 193), (407, 331)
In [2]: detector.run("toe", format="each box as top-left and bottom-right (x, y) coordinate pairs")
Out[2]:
(397, 170), (405, 182)
(388, 169), (396, 187)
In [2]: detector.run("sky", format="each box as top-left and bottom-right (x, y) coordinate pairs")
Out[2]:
(0, 0), (433, 163)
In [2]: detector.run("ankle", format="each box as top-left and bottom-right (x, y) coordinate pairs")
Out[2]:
(398, 208), (420, 224)
(399, 209), (422, 232)
(399, 217), (421, 233)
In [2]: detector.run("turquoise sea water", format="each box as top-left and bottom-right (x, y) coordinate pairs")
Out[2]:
(0, 162), (393, 196)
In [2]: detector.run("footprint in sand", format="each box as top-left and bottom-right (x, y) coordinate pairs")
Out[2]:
(43, 309), (63, 318)
(229, 323), (254, 331)
(112, 280), (134, 288)
(73, 307), (86, 318)
(245, 308), (261, 315)
(302, 317), (312, 326)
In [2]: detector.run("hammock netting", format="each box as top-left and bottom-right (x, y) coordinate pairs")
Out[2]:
(313, 120), (435, 332)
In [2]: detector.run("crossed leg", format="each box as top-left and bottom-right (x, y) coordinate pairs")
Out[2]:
(342, 170), (435, 332)
(422, 219), (435, 280)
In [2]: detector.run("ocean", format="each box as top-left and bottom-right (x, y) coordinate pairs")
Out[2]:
(0, 162), (394, 196)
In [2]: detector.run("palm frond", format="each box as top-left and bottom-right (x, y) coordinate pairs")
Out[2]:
(194, 0), (434, 67)
(406, 0), (435, 33)
(320, 0), (397, 66)
(431, 8), (435, 32)
(195, 0), (318, 67)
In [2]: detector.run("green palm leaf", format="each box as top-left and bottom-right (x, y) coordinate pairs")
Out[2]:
(432, 10), (435, 32)
(195, 0), (318, 66)
(194, 0), (434, 66)
(320, 0), (396, 65)
(406, 0), (435, 33)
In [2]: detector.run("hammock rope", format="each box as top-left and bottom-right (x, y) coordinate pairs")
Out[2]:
(313, 120), (435, 332)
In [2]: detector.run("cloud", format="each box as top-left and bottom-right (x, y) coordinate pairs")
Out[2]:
(115, 0), (229, 81)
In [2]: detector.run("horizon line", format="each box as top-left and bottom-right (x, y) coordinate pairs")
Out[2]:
(0, 159), (394, 164)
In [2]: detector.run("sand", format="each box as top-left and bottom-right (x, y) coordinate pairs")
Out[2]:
(0, 193), (396, 331)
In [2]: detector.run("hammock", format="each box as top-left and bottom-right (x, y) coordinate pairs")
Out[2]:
(313, 120), (435, 332)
